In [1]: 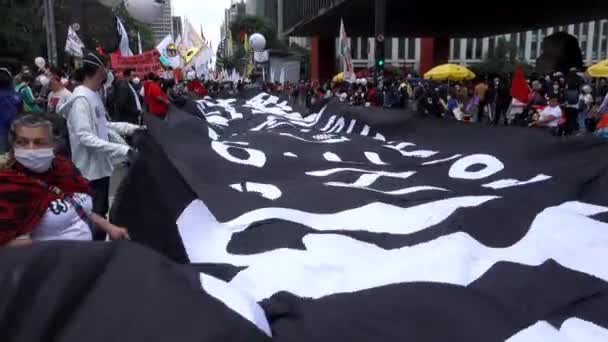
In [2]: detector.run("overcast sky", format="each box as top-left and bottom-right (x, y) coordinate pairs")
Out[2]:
(173, 0), (232, 53)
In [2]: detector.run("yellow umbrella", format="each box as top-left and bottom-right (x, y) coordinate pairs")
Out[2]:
(332, 72), (345, 83)
(587, 59), (608, 78)
(424, 64), (476, 81)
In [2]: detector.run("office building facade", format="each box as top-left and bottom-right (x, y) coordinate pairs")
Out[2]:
(346, 19), (608, 73)
(172, 16), (183, 39)
(151, 0), (174, 44)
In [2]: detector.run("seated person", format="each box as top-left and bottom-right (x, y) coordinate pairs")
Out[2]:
(0, 114), (129, 247)
(529, 96), (563, 129)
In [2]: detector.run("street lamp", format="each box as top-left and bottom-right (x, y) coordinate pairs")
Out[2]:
(249, 33), (267, 83)
(249, 33), (267, 52)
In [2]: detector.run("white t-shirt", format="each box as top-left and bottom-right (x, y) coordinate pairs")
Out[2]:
(47, 88), (72, 113)
(539, 106), (562, 128)
(78, 86), (110, 141)
(31, 193), (93, 242)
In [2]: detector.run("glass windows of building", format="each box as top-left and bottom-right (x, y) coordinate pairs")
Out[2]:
(398, 38), (406, 60)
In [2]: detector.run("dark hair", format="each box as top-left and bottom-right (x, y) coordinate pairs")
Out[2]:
(548, 95), (560, 101)
(21, 73), (33, 84)
(0, 68), (12, 88)
(80, 52), (106, 79)
(71, 68), (85, 83)
(123, 68), (135, 77)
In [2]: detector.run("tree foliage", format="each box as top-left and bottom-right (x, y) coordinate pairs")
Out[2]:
(229, 15), (284, 51)
(472, 38), (534, 77)
(0, 0), (154, 71)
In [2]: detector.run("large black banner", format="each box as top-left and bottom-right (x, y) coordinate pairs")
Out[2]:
(112, 92), (608, 341)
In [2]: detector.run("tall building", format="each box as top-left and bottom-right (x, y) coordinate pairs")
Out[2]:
(220, 0), (246, 57)
(246, 0), (278, 32)
(172, 16), (183, 39)
(151, 0), (174, 44)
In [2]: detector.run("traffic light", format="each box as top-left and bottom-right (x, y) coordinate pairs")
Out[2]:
(377, 58), (385, 67)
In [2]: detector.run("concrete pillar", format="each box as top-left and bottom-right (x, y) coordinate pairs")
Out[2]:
(525, 31), (533, 62)
(459, 38), (467, 63)
(310, 36), (335, 82)
(414, 38), (421, 72)
(587, 21), (596, 64)
(277, 0), (284, 37)
(393, 38), (399, 64)
(482, 38), (489, 59)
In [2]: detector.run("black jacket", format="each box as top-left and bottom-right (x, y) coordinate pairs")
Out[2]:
(114, 80), (142, 124)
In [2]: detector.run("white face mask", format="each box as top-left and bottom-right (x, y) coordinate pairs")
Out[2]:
(14, 147), (55, 173)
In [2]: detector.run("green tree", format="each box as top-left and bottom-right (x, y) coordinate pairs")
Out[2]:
(0, 0), (44, 69)
(473, 38), (533, 78)
(229, 15), (284, 51)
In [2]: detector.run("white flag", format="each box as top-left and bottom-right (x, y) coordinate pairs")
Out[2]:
(339, 18), (355, 83)
(137, 31), (143, 55)
(116, 17), (133, 56)
(64, 26), (85, 57)
(270, 68), (275, 83)
(279, 67), (285, 84)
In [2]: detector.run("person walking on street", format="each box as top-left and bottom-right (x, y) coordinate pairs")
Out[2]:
(58, 53), (140, 239)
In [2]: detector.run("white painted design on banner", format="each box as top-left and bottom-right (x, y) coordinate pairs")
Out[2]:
(199, 274), (273, 337)
(364, 152), (389, 165)
(223, 196), (497, 235)
(320, 116), (337, 132)
(307, 168), (415, 179)
(211, 141), (267, 167)
(323, 152), (343, 162)
(229, 182), (282, 200)
(206, 115), (230, 126)
(279, 133), (350, 144)
(422, 154), (463, 166)
(178, 201), (608, 301)
(208, 127), (220, 141)
(360, 125), (371, 136)
(325, 183), (448, 196)
(284, 152), (298, 158)
(449, 154), (505, 180)
(507, 319), (608, 342)
(483, 174), (552, 190)
(326, 117), (346, 134)
(384, 142), (439, 158)
(373, 133), (386, 141)
(313, 134), (336, 141)
(346, 119), (357, 134)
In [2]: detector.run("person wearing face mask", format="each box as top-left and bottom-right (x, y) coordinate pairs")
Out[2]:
(58, 53), (140, 239)
(113, 68), (142, 124)
(0, 114), (129, 247)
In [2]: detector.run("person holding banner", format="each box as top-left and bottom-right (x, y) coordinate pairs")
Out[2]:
(58, 53), (140, 239)
(0, 114), (130, 247)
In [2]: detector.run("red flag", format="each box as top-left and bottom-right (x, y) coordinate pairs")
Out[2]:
(511, 64), (530, 104)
